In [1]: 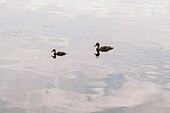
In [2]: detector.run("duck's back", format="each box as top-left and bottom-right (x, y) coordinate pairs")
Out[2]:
(99, 46), (113, 52)
(56, 52), (66, 56)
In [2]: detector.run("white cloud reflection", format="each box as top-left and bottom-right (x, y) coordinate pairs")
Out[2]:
(0, 69), (169, 113)
(27, 0), (170, 18)
(0, 0), (169, 18)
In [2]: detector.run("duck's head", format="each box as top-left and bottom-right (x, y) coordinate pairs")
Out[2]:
(94, 43), (100, 47)
(52, 49), (56, 53)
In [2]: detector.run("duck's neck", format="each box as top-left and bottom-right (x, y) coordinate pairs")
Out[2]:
(97, 44), (100, 48)
(53, 50), (57, 53)
(52, 51), (57, 54)
(96, 44), (100, 50)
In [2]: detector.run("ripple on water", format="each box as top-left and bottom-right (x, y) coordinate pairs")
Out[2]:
(0, 59), (19, 65)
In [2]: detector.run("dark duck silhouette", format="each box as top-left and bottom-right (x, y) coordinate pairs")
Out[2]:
(94, 43), (113, 52)
(51, 49), (66, 58)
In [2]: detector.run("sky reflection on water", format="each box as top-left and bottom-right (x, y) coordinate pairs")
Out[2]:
(0, 0), (170, 113)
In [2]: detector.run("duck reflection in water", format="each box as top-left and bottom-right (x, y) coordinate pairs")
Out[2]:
(51, 49), (66, 59)
(94, 42), (113, 57)
(95, 50), (100, 57)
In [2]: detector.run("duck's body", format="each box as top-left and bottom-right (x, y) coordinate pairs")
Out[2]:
(54, 52), (66, 56)
(52, 49), (66, 56)
(94, 43), (113, 52)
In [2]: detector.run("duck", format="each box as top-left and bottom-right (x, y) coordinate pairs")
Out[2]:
(94, 42), (113, 52)
(51, 49), (66, 56)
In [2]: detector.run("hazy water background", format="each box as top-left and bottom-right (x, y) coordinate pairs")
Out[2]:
(0, 0), (170, 113)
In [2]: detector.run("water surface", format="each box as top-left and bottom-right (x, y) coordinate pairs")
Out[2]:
(0, 0), (170, 113)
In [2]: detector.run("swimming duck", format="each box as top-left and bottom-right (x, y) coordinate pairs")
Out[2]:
(94, 43), (113, 52)
(51, 49), (66, 56)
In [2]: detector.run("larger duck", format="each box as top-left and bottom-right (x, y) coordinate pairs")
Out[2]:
(94, 42), (113, 52)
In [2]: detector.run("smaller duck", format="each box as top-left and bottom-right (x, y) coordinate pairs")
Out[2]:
(94, 42), (113, 52)
(51, 49), (67, 56)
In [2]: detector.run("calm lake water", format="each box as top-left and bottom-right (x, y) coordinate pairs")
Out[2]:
(0, 0), (170, 113)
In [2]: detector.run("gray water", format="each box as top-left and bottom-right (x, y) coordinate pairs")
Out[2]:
(0, 0), (170, 113)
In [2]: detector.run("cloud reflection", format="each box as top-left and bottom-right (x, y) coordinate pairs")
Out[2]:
(1, 0), (169, 18)
(32, 0), (170, 18)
